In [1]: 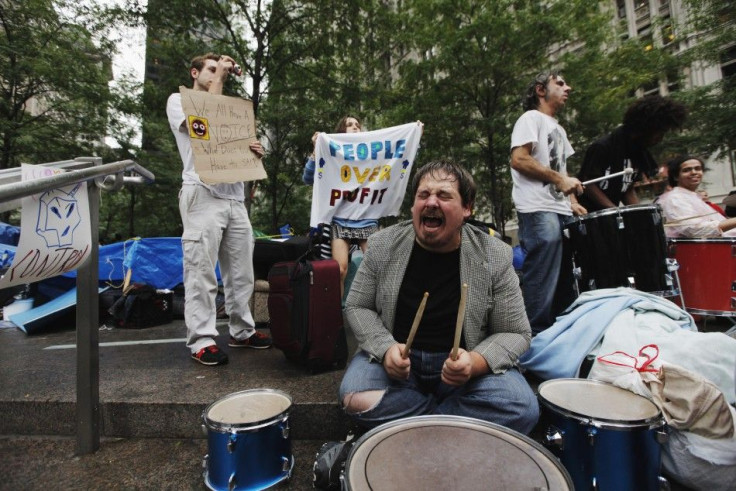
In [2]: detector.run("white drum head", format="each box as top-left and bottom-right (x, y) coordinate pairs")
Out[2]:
(539, 379), (660, 422)
(345, 415), (571, 490)
(205, 389), (291, 427)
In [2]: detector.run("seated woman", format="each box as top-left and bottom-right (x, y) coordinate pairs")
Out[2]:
(657, 155), (736, 238)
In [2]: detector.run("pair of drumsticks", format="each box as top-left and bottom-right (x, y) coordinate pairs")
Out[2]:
(401, 283), (468, 361)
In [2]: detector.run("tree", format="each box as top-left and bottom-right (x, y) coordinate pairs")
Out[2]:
(0, 0), (115, 170)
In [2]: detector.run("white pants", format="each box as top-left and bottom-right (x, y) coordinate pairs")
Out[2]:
(179, 185), (255, 353)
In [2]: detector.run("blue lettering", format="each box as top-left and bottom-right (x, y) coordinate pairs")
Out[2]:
(329, 141), (340, 157)
(395, 139), (406, 158)
(344, 144), (355, 161)
(356, 143), (369, 160)
(384, 140), (394, 159)
(370, 141), (383, 159)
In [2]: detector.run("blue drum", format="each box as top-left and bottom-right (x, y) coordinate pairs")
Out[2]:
(538, 379), (668, 490)
(342, 415), (573, 490)
(202, 389), (293, 490)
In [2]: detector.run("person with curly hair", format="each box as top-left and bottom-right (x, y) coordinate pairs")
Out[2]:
(577, 95), (687, 212)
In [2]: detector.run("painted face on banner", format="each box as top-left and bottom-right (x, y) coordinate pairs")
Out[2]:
(411, 170), (471, 253)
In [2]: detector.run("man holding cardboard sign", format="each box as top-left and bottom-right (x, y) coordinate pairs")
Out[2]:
(167, 53), (271, 366)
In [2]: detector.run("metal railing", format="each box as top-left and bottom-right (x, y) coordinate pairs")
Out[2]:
(0, 157), (154, 455)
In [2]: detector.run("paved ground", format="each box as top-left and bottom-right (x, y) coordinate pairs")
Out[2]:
(2, 311), (731, 489)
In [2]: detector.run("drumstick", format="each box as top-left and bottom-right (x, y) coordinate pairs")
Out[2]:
(450, 284), (468, 361)
(663, 210), (720, 225)
(401, 292), (429, 359)
(581, 167), (633, 186)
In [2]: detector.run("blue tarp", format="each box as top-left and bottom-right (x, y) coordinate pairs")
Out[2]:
(1, 237), (189, 290)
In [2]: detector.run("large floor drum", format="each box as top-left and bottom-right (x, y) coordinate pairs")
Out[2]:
(342, 415), (572, 490)
(538, 379), (667, 490)
(668, 238), (736, 316)
(565, 204), (676, 296)
(202, 389), (293, 490)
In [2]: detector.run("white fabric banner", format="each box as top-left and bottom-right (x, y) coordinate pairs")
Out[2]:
(310, 122), (422, 227)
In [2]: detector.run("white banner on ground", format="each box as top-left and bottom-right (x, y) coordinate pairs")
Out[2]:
(0, 164), (91, 288)
(309, 122), (422, 227)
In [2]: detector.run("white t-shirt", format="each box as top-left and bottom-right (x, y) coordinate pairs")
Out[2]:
(166, 93), (244, 201)
(510, 110), (574, 215)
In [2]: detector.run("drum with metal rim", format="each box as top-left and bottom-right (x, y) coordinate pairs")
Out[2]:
(667, 238), (736, 317)
(538, 378), (667, 490)
(565, 204), (677, 296)
(341, 415), (572, 490)
(202, 389), (293, 490)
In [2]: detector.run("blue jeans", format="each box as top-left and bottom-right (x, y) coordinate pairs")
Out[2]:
(517, 211), (575, 335)
(339, 350), (539, 434)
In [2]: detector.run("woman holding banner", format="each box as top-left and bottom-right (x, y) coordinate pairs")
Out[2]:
(303, 115), (379, 298)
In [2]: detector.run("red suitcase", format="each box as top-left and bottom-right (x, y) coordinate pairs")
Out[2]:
(267, 258), (347, 372)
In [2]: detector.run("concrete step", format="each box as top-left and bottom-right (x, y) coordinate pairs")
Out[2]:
(0, 320), (352, 441)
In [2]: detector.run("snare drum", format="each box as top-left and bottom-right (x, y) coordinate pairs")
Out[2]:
(202, 389), (293, 490)
(668, 238), (736, 316)
(565, 204), (677, 296)
(342, 415), (572, 490)
(538, 379), (667, 491)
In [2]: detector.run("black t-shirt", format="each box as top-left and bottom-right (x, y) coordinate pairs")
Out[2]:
(393, 241), (464, 353)
(577, 126), (656, 212)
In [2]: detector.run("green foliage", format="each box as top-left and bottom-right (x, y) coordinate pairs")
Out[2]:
(0, 0), (115, 169)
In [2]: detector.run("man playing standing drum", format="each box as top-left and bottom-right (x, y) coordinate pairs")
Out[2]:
(577, 95), (687, 212)
(510, 71), (585, 335)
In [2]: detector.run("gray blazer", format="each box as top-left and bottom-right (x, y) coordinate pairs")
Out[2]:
(345, 221), (531, 373)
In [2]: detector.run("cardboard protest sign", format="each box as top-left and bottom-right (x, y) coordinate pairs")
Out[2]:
(310, 122), (422, 227)
(0, 164), (91, 289)
(179, 86), (267, 184)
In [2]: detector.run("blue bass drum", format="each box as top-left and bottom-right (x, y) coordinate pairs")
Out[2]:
(538, 379), (668, 490)
(202, 389), (293, 490)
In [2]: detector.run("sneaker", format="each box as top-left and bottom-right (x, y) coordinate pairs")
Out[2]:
(312, 436), (355, 490)
(229, 331), (272, 349)
(191, 345), (229, 365)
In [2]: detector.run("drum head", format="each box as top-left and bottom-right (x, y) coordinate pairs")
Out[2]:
(204, 389), (291, 430)
(539, 379), (660, 424)
(345, 415), (571, 490)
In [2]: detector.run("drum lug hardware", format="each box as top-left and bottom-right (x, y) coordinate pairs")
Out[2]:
(201, 424), (208, 437)
(732, 281), (736, 292)
(282, 420), (290, 439)
(658, 475), (670, 490)
(579, 223), (587, 235)
(627, 276), (636, 289)
(227, 432), (237, 453)
(588, 279), (596, 290)
(731, 297), (736, 309)
(732, 245), (736, 258)
(656, 427), (669, 444)
(666, 258), (679, 272)
(665, 274), (673, 287)
(544, 426), (564, 449)
(586, 426), (597, 446)
(228, 472), (237, 491)
(282, 456), (291, 472)
(202, 454), (209, 471)
(573, 266), (581, 280)
(617, 215), (624, 229)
